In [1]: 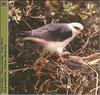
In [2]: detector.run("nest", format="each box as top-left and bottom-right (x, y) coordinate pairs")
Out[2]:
(9, 42), (100, 94)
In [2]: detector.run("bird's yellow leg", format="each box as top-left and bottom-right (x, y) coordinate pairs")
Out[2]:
(35, 48), (49, 64)
(57, 51), (70, 63)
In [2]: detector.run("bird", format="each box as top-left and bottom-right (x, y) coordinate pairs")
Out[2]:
(19, 22), (84, 58)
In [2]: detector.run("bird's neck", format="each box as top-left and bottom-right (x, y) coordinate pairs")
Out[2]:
(62, 35), (75, 48)
(65, 35), (75, 43)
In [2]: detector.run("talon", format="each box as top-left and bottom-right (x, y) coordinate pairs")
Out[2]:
(57, 56), (65, 63)
(62, 51), (70, 55)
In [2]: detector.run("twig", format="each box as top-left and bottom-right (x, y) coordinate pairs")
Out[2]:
(34, 76), (40, 93)
(9, 1), (15, 4)
(38, 79), (50, 94)
(81, 37), (90, 50)
(82, 53), (100, 61)
(76, 31), (99, 53)
(87, 59), (100, 65)
(26, 0), (35, 14)
(22, 18), (33, 30)
(89, 85), (100, 92)
(9, 66), (34, 74)
(68, 44), (74, 53)
(87, 65), (99, 95)
(69, 55), (99, 95)
(26, 15), (45, 19)
(74, 78), (82, 94)
(25, 15), (47, 25)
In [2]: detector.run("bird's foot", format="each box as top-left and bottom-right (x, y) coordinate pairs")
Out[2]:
(57, 52), (70, 63)
(57, 56), (65, 63)
(62, 51), (70, 56)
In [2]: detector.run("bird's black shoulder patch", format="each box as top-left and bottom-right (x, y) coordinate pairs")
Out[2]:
(19, 23), (73, 42)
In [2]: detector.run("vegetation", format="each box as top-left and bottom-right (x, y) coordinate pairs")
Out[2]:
(9, 0), (100, 94)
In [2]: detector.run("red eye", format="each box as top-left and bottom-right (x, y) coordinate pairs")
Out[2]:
(74, 26), (80, 30)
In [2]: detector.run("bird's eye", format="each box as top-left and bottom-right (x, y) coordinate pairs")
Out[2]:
(74, 26), (80, 30)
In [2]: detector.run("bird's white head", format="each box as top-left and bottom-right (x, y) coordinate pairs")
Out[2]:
(68, 22), (84, 36)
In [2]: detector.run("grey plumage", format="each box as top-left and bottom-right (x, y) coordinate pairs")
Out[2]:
(19, 23), (72, 41)
(19, 22), (84, 55)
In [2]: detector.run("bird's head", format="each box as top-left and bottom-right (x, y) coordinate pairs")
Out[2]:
(68, 22), (84, 36)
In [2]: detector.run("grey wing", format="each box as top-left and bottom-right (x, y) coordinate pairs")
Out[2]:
(31, 23), (72, 42)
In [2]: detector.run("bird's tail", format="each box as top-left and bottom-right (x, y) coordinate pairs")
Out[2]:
(18, 30), (33, 37)
(17, 30), (47, 45)
(23, 37), (47, 45)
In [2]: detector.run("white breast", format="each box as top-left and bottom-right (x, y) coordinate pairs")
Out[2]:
(45, 36), (75, 55)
